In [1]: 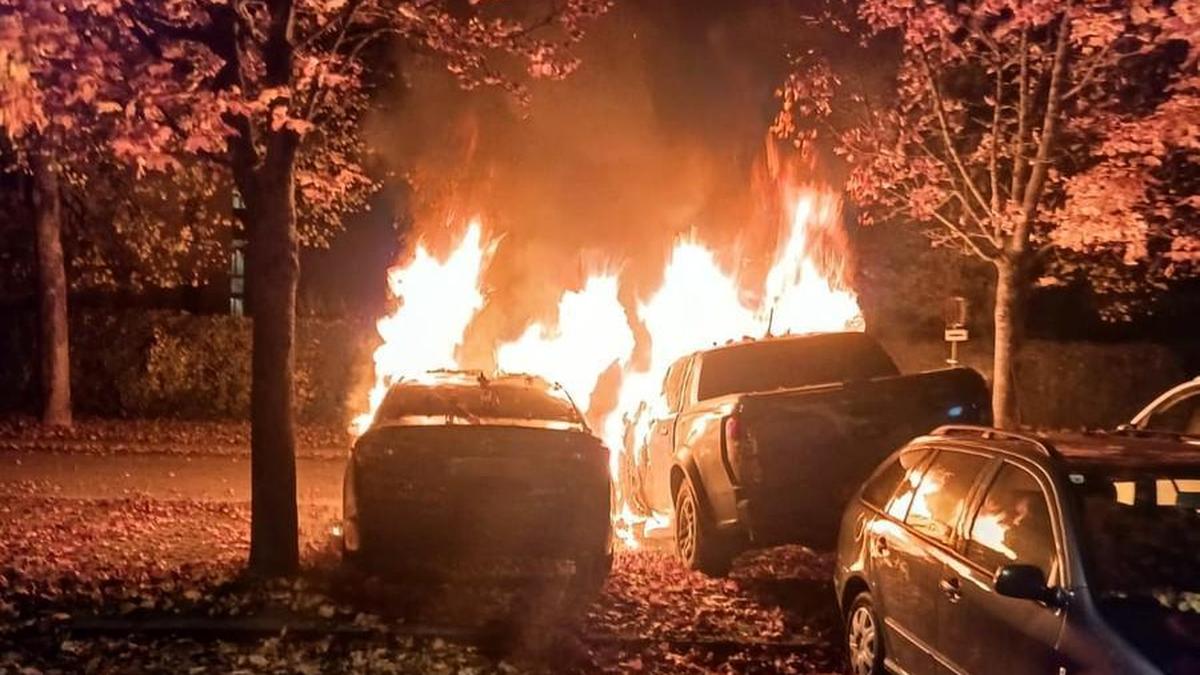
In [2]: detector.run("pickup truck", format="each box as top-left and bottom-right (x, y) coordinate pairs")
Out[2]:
(621, 331), (989, 575)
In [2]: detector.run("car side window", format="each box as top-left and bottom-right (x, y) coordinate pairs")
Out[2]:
(902, 450), (989, 545)
(662, 360), (687, 413)
(862, 449), (928, 510)
(966, 464), (1056, 577)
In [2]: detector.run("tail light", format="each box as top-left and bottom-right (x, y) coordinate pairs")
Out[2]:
(723, 413), (760, 484)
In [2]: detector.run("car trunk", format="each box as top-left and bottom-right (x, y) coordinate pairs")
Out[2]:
(351, 424), (610, 561)
(736, 367), (989, 545)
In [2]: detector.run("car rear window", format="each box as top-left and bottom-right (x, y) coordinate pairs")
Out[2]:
(1071, 469), (1200, 597)
(375, 382), (582, 425)
(696, 333), (899, 401)
(862, 449), (929, 510)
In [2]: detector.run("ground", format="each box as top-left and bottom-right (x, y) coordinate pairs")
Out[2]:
(0, 421), (845, 674)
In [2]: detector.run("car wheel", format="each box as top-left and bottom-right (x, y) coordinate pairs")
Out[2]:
(845, 591), (885, 675)
(674, 478), (734, 577)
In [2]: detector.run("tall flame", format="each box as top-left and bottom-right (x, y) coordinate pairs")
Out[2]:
(352, 219), (494, 434)
(495, 274), (634, 411)
(759, 191), (862, 332)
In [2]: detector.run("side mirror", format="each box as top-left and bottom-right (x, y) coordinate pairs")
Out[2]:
(994, 564), (1058, 605)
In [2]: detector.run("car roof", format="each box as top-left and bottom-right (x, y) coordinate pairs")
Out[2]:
(1048, 431), (1200, 471)
(681, 331), (874, 363)
(910, 425), (1200, 474)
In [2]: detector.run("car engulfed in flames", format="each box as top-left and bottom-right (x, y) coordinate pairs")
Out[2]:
(342, 370), (612, 589)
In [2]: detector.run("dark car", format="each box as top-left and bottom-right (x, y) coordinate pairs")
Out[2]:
(835, 425), (1200, 675)
(342, 371), (612, 588)
(621, 331), (989, 575)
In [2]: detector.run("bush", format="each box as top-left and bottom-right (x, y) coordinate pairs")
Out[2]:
(879, 335), (1190, 428)
(1, 310), (373, 424)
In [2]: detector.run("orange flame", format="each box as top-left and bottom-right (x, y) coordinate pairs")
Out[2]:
(352, 219), (495, 434)
(495, 274), (634, 412)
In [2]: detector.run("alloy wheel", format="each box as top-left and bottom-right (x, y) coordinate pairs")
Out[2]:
(847, 603), (878, 675)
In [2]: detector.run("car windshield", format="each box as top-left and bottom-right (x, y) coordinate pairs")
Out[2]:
(696, 333), (898, 401)
(374, 381), (583, 426)
(1072, 468), (1200, 674)
(1141, 389), (1200, 438)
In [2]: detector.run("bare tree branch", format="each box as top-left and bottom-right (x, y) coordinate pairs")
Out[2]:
(918, 51), (994, 220)
(1008, 27), (1030, 231)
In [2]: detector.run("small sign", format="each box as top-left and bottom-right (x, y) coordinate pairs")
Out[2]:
(944, 328), (969, 342)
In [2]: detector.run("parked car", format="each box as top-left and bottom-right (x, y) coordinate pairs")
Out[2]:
(1126, 376), (1200, 441)
(342, 371), (612, 589)
(835, 425), (1200, 675)
(621, 331), (989, 575)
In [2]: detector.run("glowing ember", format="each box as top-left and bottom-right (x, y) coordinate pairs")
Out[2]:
(351, 219), (494, 434)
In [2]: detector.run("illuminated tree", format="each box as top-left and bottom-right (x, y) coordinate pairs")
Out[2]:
(775, 0), (1200, 427)
(0, 0), (141, 427)
(114, 0), (609, 574)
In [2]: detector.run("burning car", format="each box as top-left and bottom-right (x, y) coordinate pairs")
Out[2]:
(622, 331), (989, 575)
(342, 371), (612, 588)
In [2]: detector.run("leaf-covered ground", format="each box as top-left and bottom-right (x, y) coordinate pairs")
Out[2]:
(0, 495), (844, 673)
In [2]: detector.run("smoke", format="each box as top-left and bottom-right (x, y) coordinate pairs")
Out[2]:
(364, 0), (845, 369)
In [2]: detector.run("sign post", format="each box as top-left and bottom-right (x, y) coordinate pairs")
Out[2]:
(943, 296), (969, 366)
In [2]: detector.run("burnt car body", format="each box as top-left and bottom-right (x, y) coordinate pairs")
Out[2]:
(343, 371), (612, 585)
(623, 331), (990, 575)
(835, 425), (1200, 675)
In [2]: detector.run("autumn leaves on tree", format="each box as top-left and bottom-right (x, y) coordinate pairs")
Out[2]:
(2, 0), (608, 575)
(775, 0), (1200, 427)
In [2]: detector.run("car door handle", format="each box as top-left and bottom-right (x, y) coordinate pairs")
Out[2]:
(658, 425), (670, 435)
(939, 577), (962, 602)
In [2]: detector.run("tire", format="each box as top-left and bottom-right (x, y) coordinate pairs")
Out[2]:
(845, 591), (885, 675)
(673, 477), (735, 577)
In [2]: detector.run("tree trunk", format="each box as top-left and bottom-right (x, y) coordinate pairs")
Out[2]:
(245, 159), (300, 576)
(30, 152), (72, 428)
(992, 257), (1023, 429)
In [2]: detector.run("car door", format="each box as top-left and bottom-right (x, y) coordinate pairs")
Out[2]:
(870, 448), (992, 674)
(937, 460), (1065, 675)
(645, 357), (690, 512)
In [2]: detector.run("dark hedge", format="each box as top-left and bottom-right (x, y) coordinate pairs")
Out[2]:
(880, 336), (1192, 429)
(0, 310), (374, 424)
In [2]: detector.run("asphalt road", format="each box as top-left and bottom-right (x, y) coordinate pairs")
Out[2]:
(0, 451), (346, 505)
